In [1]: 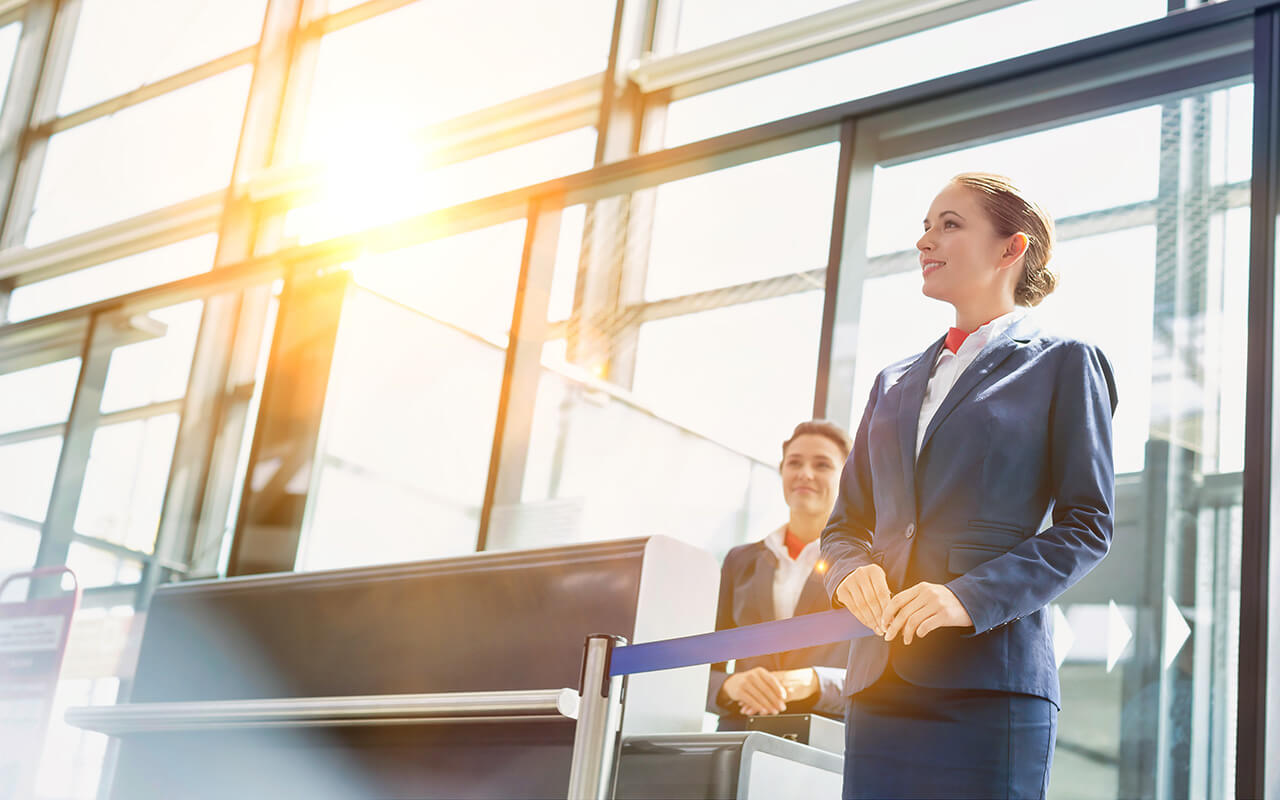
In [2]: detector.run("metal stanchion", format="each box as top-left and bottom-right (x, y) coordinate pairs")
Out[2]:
(566, 633), (626, 800)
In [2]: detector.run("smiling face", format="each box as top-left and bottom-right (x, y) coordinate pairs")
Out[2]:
(917, 182), (1024, 315)
(780, 434), (844, 518)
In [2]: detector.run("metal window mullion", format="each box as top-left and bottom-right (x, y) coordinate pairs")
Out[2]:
(476, 198), (563, 551)
(814, 119), (856, 418)
(33, 309), (108, 573)
(1238, 8), (1280, 799)
(146, 0), (310, 596)
(0, 0), (80, 252)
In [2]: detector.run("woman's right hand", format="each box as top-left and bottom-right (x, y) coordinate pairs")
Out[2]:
(835, 563), (891, 637)
(721, 667), (788, 716)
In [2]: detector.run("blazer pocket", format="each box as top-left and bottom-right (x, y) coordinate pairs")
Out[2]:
(968, 519), (1026, 537)
(948, 543), (1010, 575)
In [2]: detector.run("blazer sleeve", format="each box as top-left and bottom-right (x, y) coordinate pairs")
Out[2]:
(706, 552), (739, 715)
(821, 372), (884, 606)
(946, 341), (1119, 635)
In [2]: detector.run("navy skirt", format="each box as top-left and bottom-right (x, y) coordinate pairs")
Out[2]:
(844, 667), (1057, 800)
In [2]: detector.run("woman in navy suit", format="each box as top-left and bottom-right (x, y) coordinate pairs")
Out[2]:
(708, 420), (852, 728)
(821, 173), (1118, 799)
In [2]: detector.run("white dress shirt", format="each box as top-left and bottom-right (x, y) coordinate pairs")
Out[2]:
(916, 309), (1026, 459)
(761, 525), (821, 619)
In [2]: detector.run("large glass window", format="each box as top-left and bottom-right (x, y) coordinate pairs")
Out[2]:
(298, 0), (613, 160)
(660, 0), (1166, 147)
(56, 0), (266, 114)
(6, 235), (218, 323)
(295, 222), (526, 570)
(27, 68), (252, 245)
(832, 80), (1250, 800)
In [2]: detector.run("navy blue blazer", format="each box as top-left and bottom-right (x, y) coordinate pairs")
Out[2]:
(820, 316), (1118, 706)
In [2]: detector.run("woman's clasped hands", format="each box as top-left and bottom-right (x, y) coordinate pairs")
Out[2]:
(834, 563), (973, 645)
(721, 666), (819, 716)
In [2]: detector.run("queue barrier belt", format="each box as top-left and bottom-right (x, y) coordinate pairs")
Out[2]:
(608, 609), (873, 677)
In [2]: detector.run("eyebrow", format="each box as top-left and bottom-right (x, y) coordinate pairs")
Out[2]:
(922, 210), (966, 225)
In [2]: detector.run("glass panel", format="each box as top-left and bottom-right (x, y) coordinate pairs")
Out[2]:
(65, 542), (143, 588)
(632, 292), (825, 462)
(502, 364), (787, 557)
(0, 22), (22, 110)
(672, 0), (852, 52)
(7, 235), (218, 322)
(300, 0), (612, 156)
(34, 605), (133, 799)
(644, 144), (839, 300)
(99, 301), (203, 414)
(57, 0), (266, 114)
(287, 127), (596, 243)
(660, 0), (1166, 147)
(0, 358), (79, 434)
(341, 220), (526, 343)
(836, 83), (1249, 799)
(28, 68), (252, 245)
(296, 277), (511, 570)
(0, 518), (39, 577)
(0, 436), (63, 523)
(74, 414), (180, 553)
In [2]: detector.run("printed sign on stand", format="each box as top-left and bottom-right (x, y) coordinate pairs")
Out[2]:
(0, 568), (80, 800)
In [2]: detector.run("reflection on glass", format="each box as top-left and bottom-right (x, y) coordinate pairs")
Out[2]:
(287, 127), (595, 245)
(7, 235), (218, 322)
(0, 436), (63, 523)
(296, 288), (505, 570)
(100, 301), (203, 414)
(299, 0), (611, 159)
(506, 364), (787, 558)
(0, 359), (79, 434)
(633, 292), (825, 462)
(645, 144), (838, 300)
(838, 85), (1248, 800)
(28, 67), (252, 245)
(340, 219), (526, 343)
(661, 0), (1166, 147)
(74, 415), (180, 553)
(548, 204), (587, 322)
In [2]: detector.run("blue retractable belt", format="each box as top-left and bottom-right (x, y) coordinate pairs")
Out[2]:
(609, 610), (873, 678)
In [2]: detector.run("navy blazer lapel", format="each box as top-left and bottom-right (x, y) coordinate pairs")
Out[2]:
(918, 316), (1038, 457)
(743, 544), (777, 624)
(897, 337), (945, 486)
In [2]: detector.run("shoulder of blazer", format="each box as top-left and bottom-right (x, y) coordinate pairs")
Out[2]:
(878, 339), (944, 387)
(723, 540), (769, 572)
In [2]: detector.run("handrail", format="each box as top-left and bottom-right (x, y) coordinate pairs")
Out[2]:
(65, 688), (579, 734)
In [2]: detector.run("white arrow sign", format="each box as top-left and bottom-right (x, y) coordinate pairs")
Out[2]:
(1051, 604), (1074, 668)
(1107, 600), (1132, 673)
(1163, 595), (1192, 669)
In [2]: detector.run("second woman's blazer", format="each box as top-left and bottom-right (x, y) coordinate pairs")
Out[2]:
(820, 316), (1118, 706)
(708, 531), (848, 720)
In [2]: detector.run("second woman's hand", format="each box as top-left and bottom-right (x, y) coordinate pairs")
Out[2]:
(722, 666), (788, 715)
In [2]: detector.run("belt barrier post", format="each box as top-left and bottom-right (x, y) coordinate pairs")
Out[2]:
(566, 633), (625, 800)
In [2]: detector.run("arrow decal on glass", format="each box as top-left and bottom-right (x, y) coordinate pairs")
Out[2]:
(1107, 600), (1132, 673)
(1163, 595), (1192, 669)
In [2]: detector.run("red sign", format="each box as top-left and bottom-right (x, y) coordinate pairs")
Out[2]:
(0, 568), (80, 800)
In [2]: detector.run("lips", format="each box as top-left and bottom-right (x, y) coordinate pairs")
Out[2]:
(921, 259), (945, 277)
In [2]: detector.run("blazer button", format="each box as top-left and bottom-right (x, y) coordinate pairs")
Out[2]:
(905, 523), (916, 539)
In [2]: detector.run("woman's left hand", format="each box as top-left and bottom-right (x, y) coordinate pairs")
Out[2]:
(880, 583), (973, 644)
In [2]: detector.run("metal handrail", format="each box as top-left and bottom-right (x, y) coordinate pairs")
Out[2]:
(65, 688), (579, 735)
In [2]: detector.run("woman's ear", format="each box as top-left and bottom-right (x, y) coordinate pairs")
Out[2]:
(999, 232), (1030, 268)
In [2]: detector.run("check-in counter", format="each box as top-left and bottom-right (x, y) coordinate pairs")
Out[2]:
(69, 536), (843, 799)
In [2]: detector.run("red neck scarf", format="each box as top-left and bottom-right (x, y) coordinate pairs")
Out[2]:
(783, 529), (809, 559)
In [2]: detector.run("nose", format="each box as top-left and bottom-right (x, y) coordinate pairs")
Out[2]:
(917, 230), (933, 253)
